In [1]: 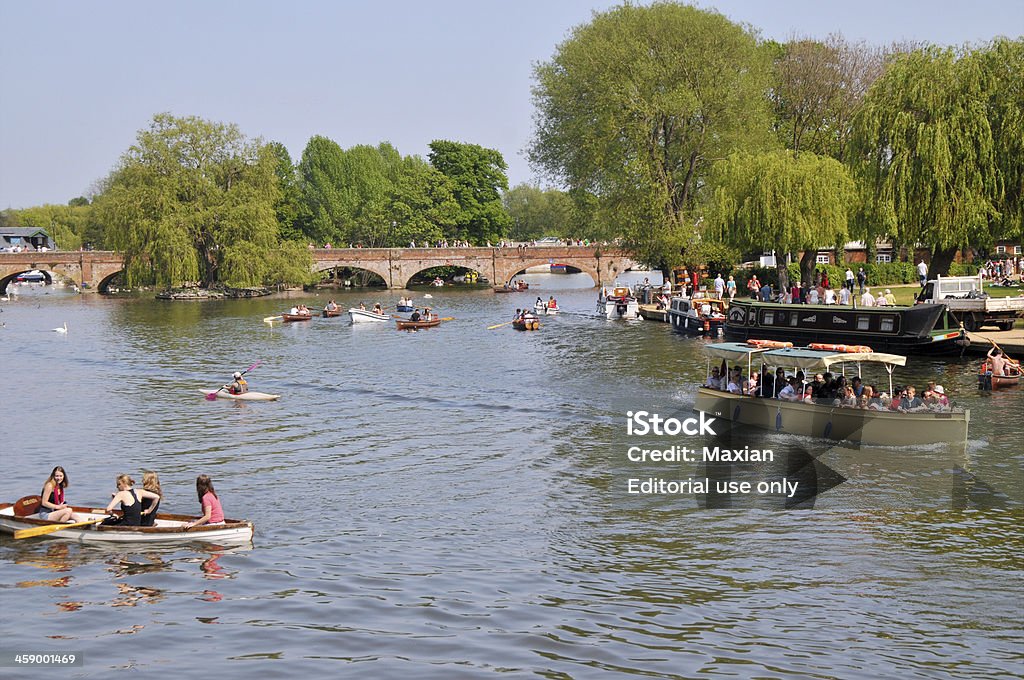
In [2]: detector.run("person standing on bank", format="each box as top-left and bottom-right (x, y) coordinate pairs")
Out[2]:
(38, 466), (75, 522)
(186, 475), (225, 529)
(917, 259), (928, 287)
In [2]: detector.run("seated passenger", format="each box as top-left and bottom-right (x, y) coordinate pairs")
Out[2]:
(778, 377), (800, 401)
(726, 369), (743, 394)
(743, 372), (759, 396)
(704, 368), (722, 390)
(897, 386), (925, 411)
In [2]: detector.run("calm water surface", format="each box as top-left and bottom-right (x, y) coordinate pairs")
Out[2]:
(1, 274), (1021, 679)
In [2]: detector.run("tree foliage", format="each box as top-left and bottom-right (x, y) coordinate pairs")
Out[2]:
(708, 150), (856, 284)
(428, 140), (511, 244)
(502, 184), (573, 241)
(4, 203), (94, 251)
(94, 113), (311, 288)
(529, 2), (773, 270)
(848, 40), (1022, 274)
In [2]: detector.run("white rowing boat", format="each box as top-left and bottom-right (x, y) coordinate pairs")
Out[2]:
(348, 308), (390, 323)
(1, 501), (254, 544)
(198, 389), (281, 401)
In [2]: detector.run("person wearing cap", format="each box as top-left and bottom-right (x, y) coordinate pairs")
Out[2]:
(227, 371), (248, 395)
(884, 289), (897, 306)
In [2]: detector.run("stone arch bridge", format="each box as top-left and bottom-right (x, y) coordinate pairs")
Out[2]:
(0, 246), (639, 293)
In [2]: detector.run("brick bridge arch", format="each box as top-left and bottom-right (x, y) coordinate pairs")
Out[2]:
(0, 247), (639, 293)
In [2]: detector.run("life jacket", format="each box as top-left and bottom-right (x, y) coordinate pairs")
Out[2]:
(230, 378), (247, 394)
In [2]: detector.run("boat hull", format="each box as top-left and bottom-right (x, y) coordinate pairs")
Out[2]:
(199, 389), (281, 401)
(322, 309), (343, 317)
(534, 304), (559, 315)
(513, 319), (540, 330)
(723, 300), (966, 355)
(597, 299), (640, 320)
(281, 313), (313, 323)
(396, 319), (442, 330)
(348, 309), (390, 323)
(693, 387), (969, 447)
(396, 305), (414, 312)
(0, 505), (254, 544)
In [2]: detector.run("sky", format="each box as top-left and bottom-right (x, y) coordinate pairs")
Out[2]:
(1, 0), (1021, 210)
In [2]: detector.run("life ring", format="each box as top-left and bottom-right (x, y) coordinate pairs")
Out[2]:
(747, 339), (793, 348)
(808, 342), (873, 353)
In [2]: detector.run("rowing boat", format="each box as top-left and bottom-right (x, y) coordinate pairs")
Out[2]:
(0, 498), (254, 544)
(396, 305), (415, 312)
(396, 318), (442, 330)
(322, 308), (343, 317)
(282, 313), (313, 322)
(198, 389), (281, 401)
(349, 308), (391, 323)
(513, 318), (540, 330)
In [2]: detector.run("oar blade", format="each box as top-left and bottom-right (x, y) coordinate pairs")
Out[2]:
(205, 391), (218, 401)
(14, 517), (104, 540)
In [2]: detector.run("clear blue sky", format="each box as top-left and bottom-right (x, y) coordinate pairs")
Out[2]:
(1, 0), (1020, 209)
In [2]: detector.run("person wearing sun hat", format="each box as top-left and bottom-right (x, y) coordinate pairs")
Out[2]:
(884, 288), (897, 306)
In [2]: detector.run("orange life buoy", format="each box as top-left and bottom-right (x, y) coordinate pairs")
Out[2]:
(808, 342), (873, 353)
(747, 339), (793, 349)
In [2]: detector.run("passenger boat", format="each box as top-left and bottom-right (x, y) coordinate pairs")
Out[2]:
(597, 286), (640, 320)
(281, 313), (313, 323)
(693, 342), (970, 446)
(723, 299), (967, 355)
(198, 389), (281, 401)
(978, 358), (1022, 389)
(322, 308), (343, 318)
(396, 318), (442, 330)
(550, 263), (569, 273)
(669, 297), (727, 335)
(0, 497), (254, 544)
(513, 317), (540, 331)
(348, 308), (390, 323)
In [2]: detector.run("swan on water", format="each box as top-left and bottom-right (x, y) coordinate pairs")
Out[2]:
(53, 322), (68, 333)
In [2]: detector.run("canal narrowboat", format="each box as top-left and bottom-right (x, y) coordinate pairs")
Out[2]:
(723, 299), (966, 355)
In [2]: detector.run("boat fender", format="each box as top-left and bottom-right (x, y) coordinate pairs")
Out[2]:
(733, 404), (741, 421)
(775, 409), (783, 431)
(823, 420), (833, 439)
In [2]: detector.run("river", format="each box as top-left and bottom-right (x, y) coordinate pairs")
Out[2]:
(1, 273), (1021, 678)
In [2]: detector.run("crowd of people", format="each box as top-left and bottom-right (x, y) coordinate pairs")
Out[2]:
(34, 466), (224, 529)
(704, 365), (954, 412)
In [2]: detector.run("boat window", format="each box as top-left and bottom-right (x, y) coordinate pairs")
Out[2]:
(880, 316), (895, 332)
(856, 315), (870, 330)
(763, 311), (774, 325)
(790, 314), (799, 326)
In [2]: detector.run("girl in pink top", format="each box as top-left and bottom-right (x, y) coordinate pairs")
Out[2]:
(187, 474), (225, 528)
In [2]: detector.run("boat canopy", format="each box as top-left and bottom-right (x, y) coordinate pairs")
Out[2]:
(704, 343), (907, 369)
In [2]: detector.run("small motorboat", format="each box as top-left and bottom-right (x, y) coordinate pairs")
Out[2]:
(199, 389), (281, 401)
(597, 286), (641, 320)
(322, 308), (343, 318)
(281, 313), (313, 323)
(1, 496), (254, 544)
(349, 308), (391, 323)
(534, 302), (559, 315)
(396, 318), (442, 330)
(513, 317), (540, 331)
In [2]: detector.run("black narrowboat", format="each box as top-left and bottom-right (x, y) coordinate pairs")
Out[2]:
(723, 300), (967, 355)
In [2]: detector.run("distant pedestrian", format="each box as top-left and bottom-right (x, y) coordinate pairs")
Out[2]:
(856, 267), (867, 295)
(917, 259), (928, 287)
(845, 267), (855, 291)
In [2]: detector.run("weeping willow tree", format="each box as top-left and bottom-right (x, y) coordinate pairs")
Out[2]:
(708, 150), (856, 287)
(848, 39), (1022, 274)
(96, 113), (313, 288)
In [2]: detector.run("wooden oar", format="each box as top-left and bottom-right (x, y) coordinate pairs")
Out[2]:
(263, 315), (283, 323)
(488, 321), (513, 330)
(440, 317), (454, 321)
(15, 517), (104, 540)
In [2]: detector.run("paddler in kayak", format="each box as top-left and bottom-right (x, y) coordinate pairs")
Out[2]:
(226, 371), (248, 395)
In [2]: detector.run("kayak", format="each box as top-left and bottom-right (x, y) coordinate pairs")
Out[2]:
(1, 498), (254, 544)
(199, 389), (281, 401)
(349, 308), (391, 323)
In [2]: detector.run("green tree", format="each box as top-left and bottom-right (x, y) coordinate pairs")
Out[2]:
(9, 203), (91, 251)
(708, 150), (856, 287)
(428, 140), (511, 244)
(503, 184), (573, 241)
(529, 2), (773, 271)
(385, 156), (458, 246)
(94, 113), (310, 288)
(848, 41), (1020, 274)
(268, 142), (303, 241)
(296, 135), (348, 246)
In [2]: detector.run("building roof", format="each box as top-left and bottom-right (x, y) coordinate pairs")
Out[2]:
(1, 227), (51, 238)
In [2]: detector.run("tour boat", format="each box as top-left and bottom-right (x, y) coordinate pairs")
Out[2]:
(723, 299), (967, 355)
(396, 318), (442, 330)
(198, 389), (281, 401)
(0, 497), (254, 544)
(597, 286), (641, 320)
(348, 308), (390, 323)
(693, 342), (969, 447)
(669, 297), (726, 336)
(550, 263), (569, 274)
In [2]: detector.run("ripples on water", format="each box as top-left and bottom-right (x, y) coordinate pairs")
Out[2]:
(0, 276), (1021, 677)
